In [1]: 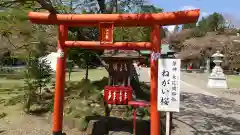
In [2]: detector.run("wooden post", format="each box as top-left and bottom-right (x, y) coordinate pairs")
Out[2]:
(170, 112), (173, 135)
(166, 112), (170, 135)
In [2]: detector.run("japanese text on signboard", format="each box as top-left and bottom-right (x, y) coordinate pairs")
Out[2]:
(158, 59), (180, 112)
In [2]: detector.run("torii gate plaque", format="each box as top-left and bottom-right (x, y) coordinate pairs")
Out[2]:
(28, 9), (200, 135)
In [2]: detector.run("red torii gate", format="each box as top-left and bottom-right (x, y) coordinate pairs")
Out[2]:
(28, 9), (200, 135)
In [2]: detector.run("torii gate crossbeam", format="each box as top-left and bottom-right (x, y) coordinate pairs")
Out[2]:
(28, 9), (200, 135)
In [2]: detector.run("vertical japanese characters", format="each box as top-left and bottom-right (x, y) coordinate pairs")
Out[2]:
(171, 60), (178, 103)
(160, 69), (170, 105)
(158, 59), (181, 112)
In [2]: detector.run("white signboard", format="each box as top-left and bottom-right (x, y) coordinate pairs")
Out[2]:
(157, 59), (181, 112)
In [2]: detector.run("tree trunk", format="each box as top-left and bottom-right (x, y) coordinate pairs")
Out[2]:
(25, 94), (31, 113)
(85, 56), (89, 80)
(112, 0), (118, 13)
(94, 53), (109, 70)
(36, 0), (58, 13)
(68, 70), (71, 81)
(39, 84), (42, 100)
(97, 0), (106, 13)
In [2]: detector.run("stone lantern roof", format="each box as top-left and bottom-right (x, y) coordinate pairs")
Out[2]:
(212, 50), (224, 58)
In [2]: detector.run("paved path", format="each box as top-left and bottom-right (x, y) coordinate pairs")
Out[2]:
(137, 67), (240, 135)
(137, 67), (216, 96)
(181, 72), (240, 105)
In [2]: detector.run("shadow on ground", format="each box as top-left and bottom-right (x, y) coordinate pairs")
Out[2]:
(174, 92), (240, 135)
(86, 116), (150, 135)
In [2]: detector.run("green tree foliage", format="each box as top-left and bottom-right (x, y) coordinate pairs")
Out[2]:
(1, 0), (167, 73)
(182, 23), (196, 30)
(0, 0), (168, 81)
(0, 6), (57, 56)
(114, 4), (165, 42)
(66, 59), (74, 81)
(198, 17), (208, 32)
(66, 1), (166, 80)
(139, 4), (163, 13)
(182, 12), (226, 38)
(207, 12), (225, 31)
(138, 5), (166, 39)
(24, 53), (52, 113)
(199, 12), (225, 32)
(0, 6), (55, 113)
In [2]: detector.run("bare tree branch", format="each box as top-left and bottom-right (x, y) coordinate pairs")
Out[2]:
(36, 0), (58, 13)
(96, 0), (106, 13)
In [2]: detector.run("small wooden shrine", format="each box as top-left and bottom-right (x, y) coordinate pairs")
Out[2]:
(102, 50), (145, 86)
(101, 50), (145, 116)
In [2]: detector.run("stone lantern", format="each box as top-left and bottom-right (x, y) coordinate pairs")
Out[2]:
(207, 51), (228, 88)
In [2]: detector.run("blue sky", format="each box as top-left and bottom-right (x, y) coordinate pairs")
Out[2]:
(149, 0), (240, 30)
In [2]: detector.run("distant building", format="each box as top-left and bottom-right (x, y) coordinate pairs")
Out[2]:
(39, 52), (58, 71)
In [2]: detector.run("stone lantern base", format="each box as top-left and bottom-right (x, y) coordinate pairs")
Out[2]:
(207, 76), (228, 89)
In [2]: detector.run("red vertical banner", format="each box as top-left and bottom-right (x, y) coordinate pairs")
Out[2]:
(99, 22), (114, 45)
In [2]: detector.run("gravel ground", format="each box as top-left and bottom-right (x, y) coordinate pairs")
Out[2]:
(0, 112), (51, 135)
(0, 112), (84, 135)
(173, 92), (240, 135)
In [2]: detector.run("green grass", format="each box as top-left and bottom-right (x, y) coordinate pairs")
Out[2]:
(0, 77), (25, 106)
(0, 68), (109, 126)
(65, 69), (108, 82)
(0, 69), (108, 105)
(0, 68), (108, 89)
(0, 79), (25, 89)
(227, 75), (240, 88)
